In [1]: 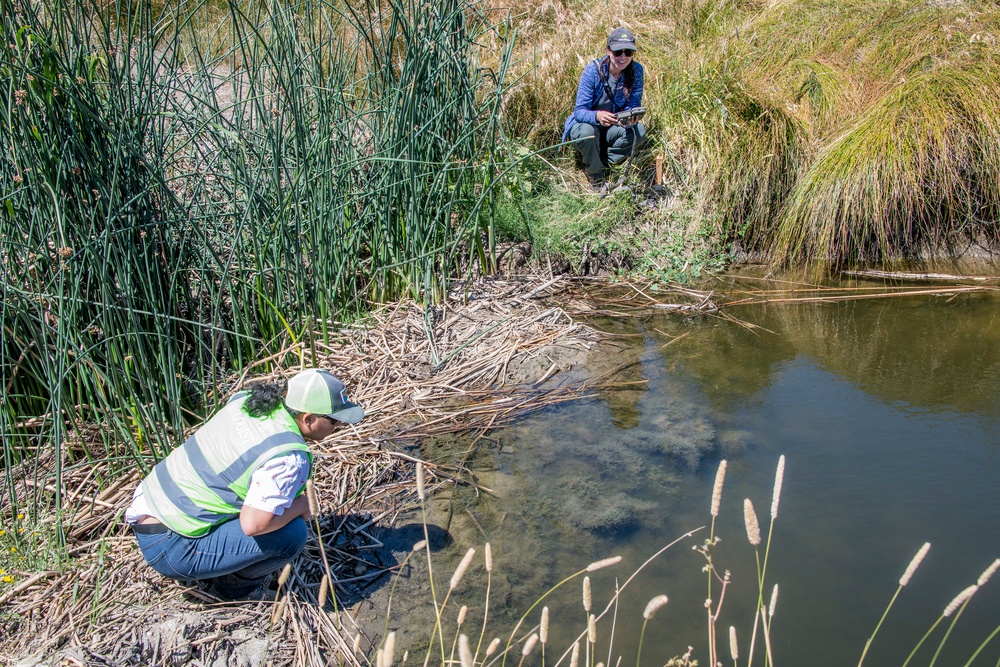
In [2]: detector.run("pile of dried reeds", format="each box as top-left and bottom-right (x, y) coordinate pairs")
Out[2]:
(0, 278), (601, 666)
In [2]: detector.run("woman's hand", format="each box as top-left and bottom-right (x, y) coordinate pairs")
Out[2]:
(596, 110), (618, 127)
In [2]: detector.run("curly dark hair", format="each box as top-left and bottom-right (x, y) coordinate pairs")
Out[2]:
(241, 379), (287, 418)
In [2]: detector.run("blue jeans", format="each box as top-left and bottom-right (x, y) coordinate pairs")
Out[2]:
(135, 517), (307, 599)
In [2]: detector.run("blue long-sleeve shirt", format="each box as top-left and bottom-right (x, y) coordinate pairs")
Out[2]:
(562, 57), (645, 141)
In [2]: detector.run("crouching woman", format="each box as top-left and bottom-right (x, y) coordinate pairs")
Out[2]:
(562, 28), (648, 190)
(125, 369), (364, 599)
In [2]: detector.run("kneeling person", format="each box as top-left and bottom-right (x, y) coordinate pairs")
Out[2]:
(126, 369), (364, 599)
(563, 28), (648, 189)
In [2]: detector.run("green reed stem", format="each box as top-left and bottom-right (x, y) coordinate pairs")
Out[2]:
(961, 622), (1000, 667)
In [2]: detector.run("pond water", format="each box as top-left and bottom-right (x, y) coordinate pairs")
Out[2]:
(405, 278), (1000, 667)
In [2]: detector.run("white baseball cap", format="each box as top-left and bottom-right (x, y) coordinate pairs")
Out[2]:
(285, 369), (365, 424)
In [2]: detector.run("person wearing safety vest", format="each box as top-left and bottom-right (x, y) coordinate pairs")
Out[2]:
(125, 368), (364, 600)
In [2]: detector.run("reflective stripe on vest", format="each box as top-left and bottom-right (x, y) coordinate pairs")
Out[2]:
(141, 394), (311, 537)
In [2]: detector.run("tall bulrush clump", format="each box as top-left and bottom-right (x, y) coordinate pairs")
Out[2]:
(0, 0), (516, 516)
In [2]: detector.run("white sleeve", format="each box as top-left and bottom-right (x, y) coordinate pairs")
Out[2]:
(242, 451), (312, 515)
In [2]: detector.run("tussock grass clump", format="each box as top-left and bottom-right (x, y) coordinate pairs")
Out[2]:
(774, 65), (1000, 266)
(485, 0), (1000, 270)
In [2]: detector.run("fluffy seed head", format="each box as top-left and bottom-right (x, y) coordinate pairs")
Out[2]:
(485, 542), (493, 573)
(318, 574), (330, 608)
(383, 632), (396, 667)
(352, 634), (361, 655)
(486, 638), (501, 657)
(711, 460), (727, 517)
(540, 606), (549, 644)
(522, 633), (539, 657)
(376, 649), (384, 667)
(278, 563), (292, 586)
(450, 548), (476, 590)
(587, 556), (622, 571)
(416, 462), (426, 500)
(770, 455), (785, 520)
(459, 635), (473, 667)
(306, 479), (319, 516)
(977, 559), (999, 586)
(583, 576), (592, 612)
(588, 614), (597, 644)
(729, 626), (738, 661)
(743, 499), (761, 546)
(643, 595), (669, 620)
(944, 585), (979, 617)
(271, 594), (288, 624)
(900, 542), (931, 587)
(570, 642), (580, 667)
(457, 605), (468, 626)
(412, 540), (427, 552)
(768, 584), (779, 618)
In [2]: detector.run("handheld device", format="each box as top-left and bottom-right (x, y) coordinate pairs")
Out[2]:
(615, 107), (646, 126)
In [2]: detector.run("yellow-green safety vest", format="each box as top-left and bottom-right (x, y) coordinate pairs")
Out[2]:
(141, 393), (312, 537)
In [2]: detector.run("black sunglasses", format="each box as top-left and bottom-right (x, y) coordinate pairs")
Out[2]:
(612, 49), (635, 57)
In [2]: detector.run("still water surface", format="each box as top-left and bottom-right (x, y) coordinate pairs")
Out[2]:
(425, 283), (1000, 667)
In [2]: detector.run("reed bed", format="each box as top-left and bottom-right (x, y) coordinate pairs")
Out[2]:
(0, 0), (524, 514)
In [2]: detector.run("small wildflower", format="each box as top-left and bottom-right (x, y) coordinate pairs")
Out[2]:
(77, 76), (85, 84)
(16, 514), (23, 520)
(57, 246), (73, 258)
(9, 546), (16, 553)
(13, 173), (23, 183)
(2, 575), (12, 583)
(14, 89), (26, 105)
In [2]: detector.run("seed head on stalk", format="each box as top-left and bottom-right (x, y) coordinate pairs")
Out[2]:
(743, 499), (761, 546)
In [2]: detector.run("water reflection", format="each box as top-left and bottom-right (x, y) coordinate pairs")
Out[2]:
(392, 286), (1000, 666)
(665, 292), (1000, 418)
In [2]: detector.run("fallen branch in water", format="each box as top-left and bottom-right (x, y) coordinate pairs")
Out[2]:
(841, 270), (1000, 282)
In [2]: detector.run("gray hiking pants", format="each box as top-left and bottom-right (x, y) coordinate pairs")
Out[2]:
(569, 122), (648, 180)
